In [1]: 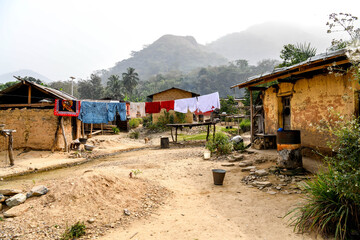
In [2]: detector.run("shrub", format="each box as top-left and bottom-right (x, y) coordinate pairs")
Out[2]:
(239, 119), (251, 132)
(175, 112), (186, 123)
(206, 132), (233, 155)
(289, 115), (360, 239)
(233, 141), (245, 151)
(136, 118), (144, 124)
(61, 222), (86, 240)
(142, 115), (152, 127)
(112, 126), (120, 134)
(129, 118), (140, 128)
(129, 130), (140, 139)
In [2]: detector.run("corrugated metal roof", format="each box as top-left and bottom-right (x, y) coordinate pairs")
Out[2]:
(230, 48), (349, 89)
(147, 87), (200, 99)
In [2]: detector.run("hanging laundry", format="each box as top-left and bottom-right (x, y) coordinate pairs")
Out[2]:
(130, 102), (146, 118)
(174, 97), (197, 113)
(145, 102), (161, 114)
(54, 99), (81, 117)
(78, 101), (108, 124)
(108, 102), (127, 121)
(160, 100), (174, 112)
(196, 92), (220, 113)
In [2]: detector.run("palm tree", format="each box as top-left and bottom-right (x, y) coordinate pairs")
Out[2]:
(105, 75), (123, 99)
(122, 67), (139, 96)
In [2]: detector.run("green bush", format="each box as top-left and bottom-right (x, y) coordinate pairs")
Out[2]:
(206, 132), (233, 155)
(136, 118), (144, 124)
(129, 118), (140, 128)
(61, 222), (86, 240)
(289, 115), (360, 239)
(112, 126), (120, 134)
(142, 115), (152, 127)
(175, 112), (186, 123)
(239, 119), (251, 132)
(129, 130), (140, 139)
(233, 141), (245, 151)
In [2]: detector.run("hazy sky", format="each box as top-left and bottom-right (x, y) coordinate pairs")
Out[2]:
(0, 0), (359, 81)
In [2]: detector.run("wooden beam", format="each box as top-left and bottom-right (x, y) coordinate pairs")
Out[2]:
(248, 87), (268, 91)
(0, 103), (54, 108)
(60, 117), (68, 152)
(249, 89), (254, 143)
(28, 85), (31, 104)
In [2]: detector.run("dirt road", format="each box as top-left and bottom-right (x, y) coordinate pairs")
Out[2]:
(1, 144), (314, 240)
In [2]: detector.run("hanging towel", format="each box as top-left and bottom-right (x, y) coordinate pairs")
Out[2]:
(160, 100), (174, 112)
(54, 99), (81, 117)
(130, 102), (146, 118)
(174, 97), (197, 113)
(145, 102), (161, 114)
(78, 101), (108, 124)
(196, 92), (220, 113)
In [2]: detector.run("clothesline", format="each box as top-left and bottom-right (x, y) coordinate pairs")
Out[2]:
(53, 92), (220, 124)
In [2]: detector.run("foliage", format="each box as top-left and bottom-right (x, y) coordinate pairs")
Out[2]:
(205, 132), (232, 155)
(22, 76), (46, 85)
(0, 217), (3, 221)
(277, 43), (317, 68)
(221, 127), (238, 136)
(233, 141), (246, 151)
(179, 133), (208, 141)
(239, 119), (251, 133)
(105, 75), (123, 99)
(131, 169), (142, 177)
(0, 81), (18, 91)
(129, 118), (140, 128)
(289, 115), (360, 239)
(327, 13), (360, 50)
(112, 127), (120, 134)
(61, 222), (86, 240)
(175, 112), (186, 123)
(220, 95), (238, 115)
(142, 115), (152, 127)
(49, 80), (79, 98)
(122, 67), (139, 96)
(129, 130), (140, 139)
(78, 74), (103, 99)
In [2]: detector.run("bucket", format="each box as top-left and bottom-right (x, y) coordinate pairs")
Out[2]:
(204, 150), (211, 160)
(212, 169), (226, 185)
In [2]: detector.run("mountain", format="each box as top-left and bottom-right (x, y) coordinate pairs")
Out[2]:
(206, 22), (332, 64)
(0, 69), (52, 83)
(98, 35), (228, 82)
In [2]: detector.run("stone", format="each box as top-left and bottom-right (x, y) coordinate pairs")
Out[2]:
(0, 194), (5, 202)
(5, 193), (27, 207)
(221, 163), (235, 167)
(26, 185), (48, 198)
(255, 169), (268, 176)
(124, 209), (131, 216)
(231, 135), (243, 143)
(268, 191), (277, 195)
(0, 189), (22, 196)
(232, 154), (244, 161)
(238, 160), (253, 167)
(87, 218), (95, 224)
(241, 166), (256, 172)
(252, 181), (272, 187)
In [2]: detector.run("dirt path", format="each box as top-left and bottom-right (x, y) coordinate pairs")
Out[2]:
(1, 144), (315, 240)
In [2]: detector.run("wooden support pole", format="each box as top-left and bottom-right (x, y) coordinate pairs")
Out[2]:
(8, 133), (14, 166)
(170, 127), (174, 142)
(101, 123), (103, 135)
(213, 123), (216, 140)
(175, 127), (178, 143)
(90, 123), (93, 138)
(249, 89), (254, 143)
(82, 121), (85, 138)
(51, 116), (62, 152)
(28, 85), (31, 104)
(60, 117), (68, 152)
(206, 124), (210, 141)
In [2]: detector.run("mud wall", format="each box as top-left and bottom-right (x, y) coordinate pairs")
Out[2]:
(152, 89), (194, 123)
(0, 108), (73, 151)
(263, 71), (359, 150)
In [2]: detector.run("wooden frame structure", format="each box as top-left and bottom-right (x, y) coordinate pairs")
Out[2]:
(167, 122), (217, 143)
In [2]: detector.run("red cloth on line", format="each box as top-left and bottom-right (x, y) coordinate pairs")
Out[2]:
(194, 110), (213, 116)
(160, 100), (174, 112)
(145, 102), (161, 114)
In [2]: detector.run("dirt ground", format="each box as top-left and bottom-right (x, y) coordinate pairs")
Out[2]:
(0, 130), (322, 240)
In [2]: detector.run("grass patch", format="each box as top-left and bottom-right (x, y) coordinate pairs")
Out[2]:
(178, 133), (208, 141)
(61, 222), (86, 240)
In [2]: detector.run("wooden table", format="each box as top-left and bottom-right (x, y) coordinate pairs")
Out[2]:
(167, 122), (217, 143)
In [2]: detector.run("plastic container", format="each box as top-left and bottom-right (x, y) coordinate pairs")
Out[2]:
(212, 169), (226, 185)
(204, 150), (211, 160)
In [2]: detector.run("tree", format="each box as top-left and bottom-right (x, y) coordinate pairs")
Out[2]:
(105, 75), (123, 99)
(77, 74), (103, 99)
(49, 80), (79, 98)
(122, 67), (139, 96)
(277, 43), (317, 68)
(22, 76), (46, 85)
(0, 81), (18, 91)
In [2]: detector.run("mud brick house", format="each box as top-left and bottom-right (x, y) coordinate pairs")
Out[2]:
(231, 47), (360, 154)
(147, 87), (199, 123)
(0, 77), (81, 151)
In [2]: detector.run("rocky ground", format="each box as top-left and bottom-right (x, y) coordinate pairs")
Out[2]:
(0, 130), (319, 240)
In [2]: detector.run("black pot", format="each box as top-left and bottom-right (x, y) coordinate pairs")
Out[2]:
(79, 138), (87, 144)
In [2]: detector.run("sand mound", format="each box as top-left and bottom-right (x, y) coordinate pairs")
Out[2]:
(0, 170), (170, 239)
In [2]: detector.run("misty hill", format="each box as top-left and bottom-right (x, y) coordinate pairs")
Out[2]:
(206, 22), (332, 64)
(0, 69), (52, 83)
(98, 35), (228, 82)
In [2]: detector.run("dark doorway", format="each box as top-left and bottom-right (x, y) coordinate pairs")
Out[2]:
(282, 96), (291, 130)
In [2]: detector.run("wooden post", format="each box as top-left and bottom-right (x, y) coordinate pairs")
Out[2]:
(175, 127), (178, 142)
(82, 121), (85, 138)
(206, 124), (210, 141)
(237, 117), (240, 135)
(213, 123), (216, 140)
(101, 123), (103, 135)
(28, 85), (31, 104)
(249, 88), (254, 143)
(8, 133), (14, 166)
(60, 117), (68, 152)
(170, 127), (174, 142)
(90, 123), (93, 138)
(51, 116), (62, 152)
